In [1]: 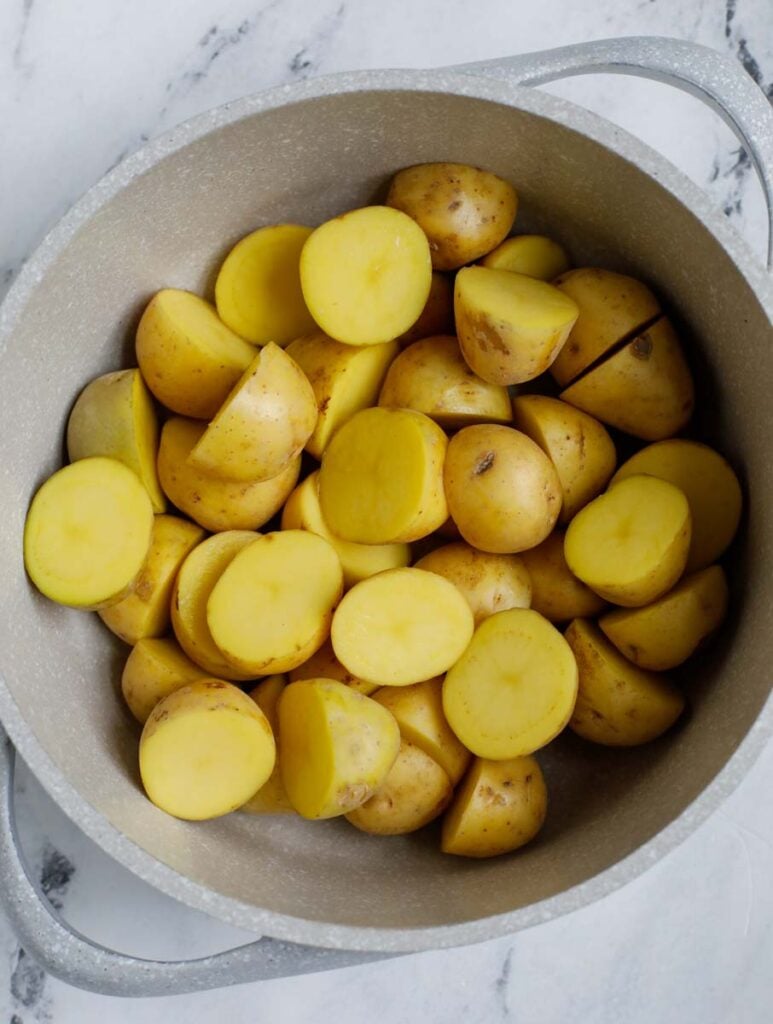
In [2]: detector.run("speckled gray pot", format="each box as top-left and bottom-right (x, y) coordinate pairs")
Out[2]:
(0, 37), (772, 995)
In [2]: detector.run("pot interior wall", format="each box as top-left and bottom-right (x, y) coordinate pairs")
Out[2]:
(0, 86), (771, 934)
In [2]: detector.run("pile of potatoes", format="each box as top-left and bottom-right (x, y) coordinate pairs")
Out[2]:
(23, 162), (741, 859)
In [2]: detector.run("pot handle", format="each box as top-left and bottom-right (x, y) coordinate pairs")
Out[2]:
(0, 730), (385, 996)
(455, 36), (773, 269)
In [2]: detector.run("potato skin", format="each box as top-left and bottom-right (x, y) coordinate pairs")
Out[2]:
(414, 542), (531, 624)
(520, 531), (607, 623)
(398, 272), (455, 345)
(386, 162), (517, 270)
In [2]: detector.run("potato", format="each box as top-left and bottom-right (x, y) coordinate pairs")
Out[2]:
(372, 678), (470, 784)
(241, 675), (295, 814)
(520, 531), (607, 622)
(398, 272), (454, 345)
(285, 333), (398, 459)
(611, 439), (742, 572)
(319, 407), (448, 544)
(414, 542), (531, 625)
(599, 565), (729, 670)
(511, 395), (616, 523)
(215, 224), (316, 346)
(207, 530), (343, 675)
(346, 741), (452, 835)
(24, 457), (153, 610)
(560, 318), (695, 441)
(171, 529), (259, 681)
(550, 268), (661, 386)
(443, 424), (561, 554)
(187, 343), (317, 483)
(67, 368), (166, 512)
(300, 206), (432, 345)
(565, 474), (691, 607)
(99, 515), (205, 644)
(386, 162), (517, 270)
(157, 417), (300, 532)
(121, 637), (204, 724)
(136, 289), (256, 418)
(565, 619), (685, 746)
(378, 335), (512, 428)
(278, 679), (400, 819)
(441, 755), (547, 858)
(443, 608), (578, 759)
(481, 235), (570, 281)
(455, 267), (579, 385)
(289, 639), (379, 696)
(331, 568), (474, 687)
(140, 679), (276, 820)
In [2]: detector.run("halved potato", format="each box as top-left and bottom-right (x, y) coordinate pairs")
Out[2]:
(414, 542), (531, 624)
(241, 675), (295, 814)
(289, 638), (379, 696)
(121, 637), (204, 724)
(398, 272), (455, 345)
(481, 235), (570, 280)
(520, 530), (607, 622)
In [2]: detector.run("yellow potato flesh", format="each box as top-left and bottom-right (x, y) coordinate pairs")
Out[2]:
(121, 637), (204, 724)
(520, 531), (607, 623)
(481, 235), (570, 281)
(398, 272), (454, 345)
(157, 417), (300, 532)
(278, 679), (400, 819)
(285, 333), (398, 459)
(300, 206), (432, 346)
(512, 394), (617, 523)
(67, 368), (166, 512)
(24, 457), (154, 610)
(565, 619), (685, 746)
(611, 439), (742, 572)
(441, 755), (547, 858)
(443, 608), (578, 759)
(135, 289), (256, 419)
(207, 530), (343, 675)
(600, 565), (729, 670)
(378, 334), (513, 428)
(241, 675), (294, 814)
(372, 678), (471, 784)
(281, 471), (410, 589)
(415, 542), (531, 625)
(346, 741), (452, 835)
(171, 530), (259, 681)
(289, 638), (379, 696)
(455, 267), (579, 385)
(215, 224), (316, 346)
(319, 407), (448, 544)
(140, 680), (276, 820)
(99, 515), (205, 645)
(564, 475), (691, 607)
(187, 343), (317, 483)
(331, 568), (474, 687)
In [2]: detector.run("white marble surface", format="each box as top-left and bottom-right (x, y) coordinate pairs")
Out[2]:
(2, 0), (773, 1020)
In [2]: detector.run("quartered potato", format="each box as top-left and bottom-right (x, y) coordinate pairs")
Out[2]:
(241, 675), (295, 815)
(414, 542), (531, 624)
(482, 234), (570, 280)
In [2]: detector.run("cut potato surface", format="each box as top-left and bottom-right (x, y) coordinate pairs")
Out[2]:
(215, 224), (316, 346)
(242, 675), (295, 814)
(140, 680), (276, 820)
(398, 272), (454, 345)
(482, 235), (570, 280)
(187, 343), (317, 483)
(331, 568), (474, 687)
(565, 474), (691, 607)
(319, 407), (448, 544)
(279, 679), (400, 819)
(136, 289), (256, 419)
(300, 206), (432, 345)
(520, 531), (607, 623)
(121, 637), (204, 724)
(443, 608), (578, 759)
(207, 530), (343, 675)
(67, 368), (166, 512)
(611, 439), (742, 572)
(565, 619), (685, 746)
(289, 638), (379, 696)
(415, 542), (531, 625)
(24, 457), (154, 609)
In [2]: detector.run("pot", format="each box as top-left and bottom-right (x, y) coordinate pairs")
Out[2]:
(0, 36), (772, 996)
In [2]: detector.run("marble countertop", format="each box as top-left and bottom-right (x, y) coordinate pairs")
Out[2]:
(2, 0), (773, 1020)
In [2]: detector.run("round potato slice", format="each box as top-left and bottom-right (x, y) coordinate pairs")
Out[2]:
(300, 206), (432, 345)
(520, 530), (607, 623)
(140, 679), (276, 820)
(241, 675), (295, 814)
(443, 608), (578, 759)
(207, 531), (343, 675)
(415, 542), (531, 625)
(331, 568), (474, 687)
(564, 474), (691, 607)
(289, 638), (379, 696)
(398, 272), (454, 346)
(121, 637), (205, 724)
(482, 235), (570, 280)
(441, 755), (547, 858)
(24, 457), (154, 610)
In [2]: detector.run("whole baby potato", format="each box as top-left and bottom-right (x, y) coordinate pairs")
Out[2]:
(386, 162), (517, 270)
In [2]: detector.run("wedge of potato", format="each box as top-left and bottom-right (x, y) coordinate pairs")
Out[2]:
(241, 675), (295, 814)
(398, 272), (454, 345)
(520, 530), (607, 622)
(482, 235), (570, 280)
(289, 638), (379, 696)
(121, 637), (204, 724)
(415, 542), (531, 625)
